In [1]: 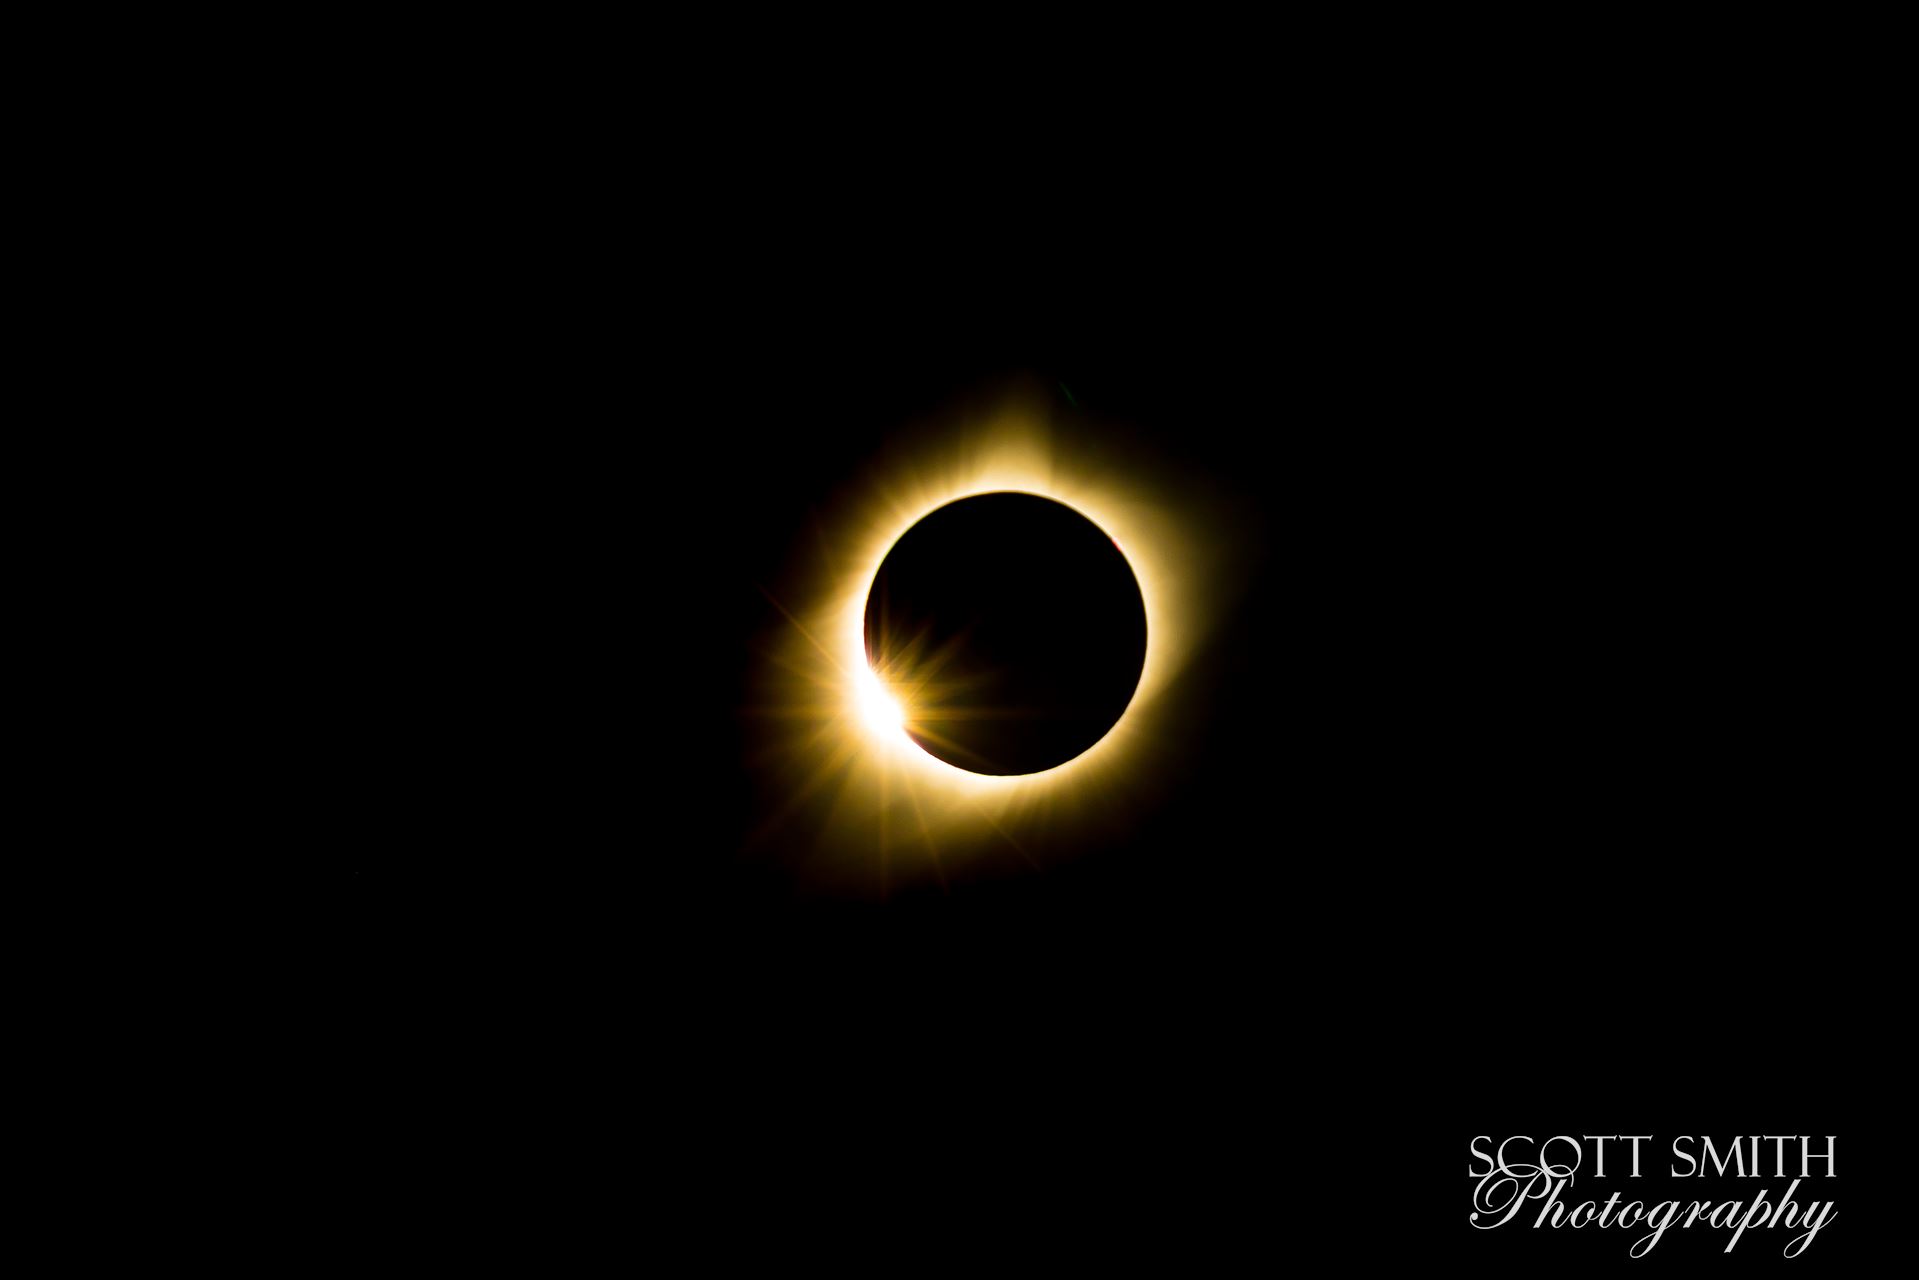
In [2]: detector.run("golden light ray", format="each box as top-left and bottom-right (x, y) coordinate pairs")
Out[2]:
(746, 384), (1247, 895)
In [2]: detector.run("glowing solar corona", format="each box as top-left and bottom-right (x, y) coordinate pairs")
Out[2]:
(748, 388), (1245, 894)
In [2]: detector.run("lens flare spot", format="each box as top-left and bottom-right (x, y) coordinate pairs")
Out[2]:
(856, 666), (906, 742)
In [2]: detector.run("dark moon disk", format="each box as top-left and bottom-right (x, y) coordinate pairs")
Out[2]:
(864, 492), (1147, 775)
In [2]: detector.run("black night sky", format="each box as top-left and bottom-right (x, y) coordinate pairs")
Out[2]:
(328, 181), (1892, 1271)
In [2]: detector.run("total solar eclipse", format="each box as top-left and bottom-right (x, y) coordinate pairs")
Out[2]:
(863, 492), (1148, 776)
